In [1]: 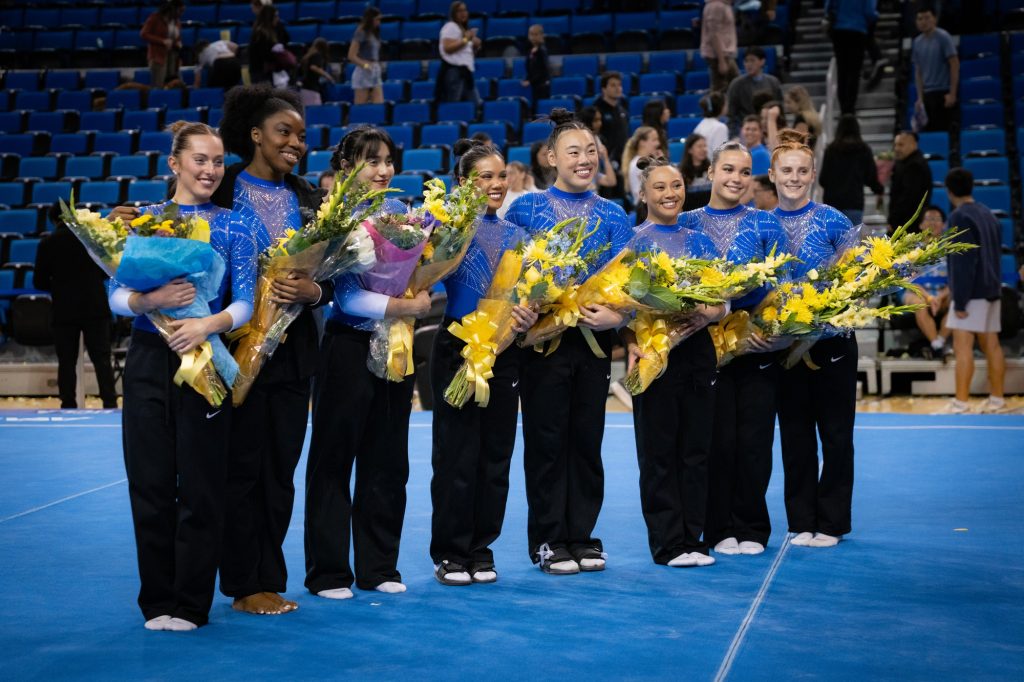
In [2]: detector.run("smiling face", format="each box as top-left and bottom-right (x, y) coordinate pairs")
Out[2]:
(549, 129), (599, 192)
(252, 109), (306, 177)
(920, 208), (945, 238)
(708, 149), (753, 208)
(769, 149), (815, 208)
(168, 133), (225, 204)
(640, 165), (686, 225)
(353, 140), (395, 190)
(470, 154), (508, 213)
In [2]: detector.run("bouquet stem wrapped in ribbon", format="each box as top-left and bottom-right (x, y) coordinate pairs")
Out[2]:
(711, 199), (974, 368)
(230, 166), (384, 405)
(61, 197), (235, 407)
(366, 176), (486, 382)
(444, 216), (593, 408)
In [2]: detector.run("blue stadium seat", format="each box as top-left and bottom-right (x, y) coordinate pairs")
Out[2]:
(496, 79), (531, 100)
(684, 71), (710, 92)
(550, 77), (589, 98)
(109, 155), (152, 179)
(0, 182), (26, 208)
(506, 146), (531, 167)
(26, 112), (67, 135)
(401, 148), (444, 174)
(0, 113), (25, 134)
(959, 58), (999, 81)
(127, 180), (169, 204)
(960, 102), (1004, 129)
(930, 187), (950, 215)
(289, 24), (319, 45)
(84, 71), (121, 91)
(63, 156), (105, 181)
(388, 61), (424, 81)
(959, 34), (1000, 58)
(963, 157), (1010, 184)
(605, 54), (643, 77)
(5, 71), (41, 91)
(675, 94), (702, 117)
(93, 133), (134, 156)
(348, 104), (390, 125)
(1001, 254), (1019, 285)
(667, 117), (700, 139)
(998, 218), (1014, 249)
(208, 108), (224, 127)
(44, 71), (80, 91)
(49, 133), (90, 156)
(615, 12), (658, 33)
(960, 129), (1005, 157)
(75, 30), (115, 52)
(960, 78), (1001, 102)
(305, 150), (333, 174)
(18, 157), (58, 181)
(165, 108), (205, 124)
(420, 124), (462, 148)
(475, 58), (507, 80)
(917, 131), (950, 159)
(570, 14), (612, 36)
(522, 121), (553, 144)
(638, 72), (679, 94)
(122, 110), (161, 132)
(147, 89), (183, 110)
(138, 132), (172, 155)
(973, 186), (1010, 216)
(436, 102), (476, 124)
(15, 91), (54, 112)
(99, 6), (139, 26)
(488, 16), (529, 38)
(927, 159), (949, 186)
(307, 104), (344, 128)
(60, 6), (98, 27)
(106, 90), (142, 110)
(537, 97), (579, 116)
(113, 28), (145, 50)
(189, 88), (224, 109)
(381, 125), (415, 150)
(218, 3), (254, 23)
(382, 81), (408, 103)
(55, 91), (93, 112)
(80, 111), (119, 133)
(0, 210), (38, 234)
(401, 19), (442, 41)
(0, 134), (34, 157)
(483, 100), (523, 128)
(409, 81), (436, 101)
(389, 173), (424, 199)
(393, 102), (431, 126)
(561, 55), (600, 78)
(8, 238), (40, 263)
(77, 181), (122, 206)
(468, 123), (507, 149)
(187, 4), (219, 24)
(30, 181), (72, 206)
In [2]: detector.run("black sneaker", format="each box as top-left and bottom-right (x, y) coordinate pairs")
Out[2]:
(469, 562), (498, 584)
(434, 560), (472, 586)
(536, 544), (579, 575)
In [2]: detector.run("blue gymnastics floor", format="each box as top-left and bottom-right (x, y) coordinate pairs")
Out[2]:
(1, 409), (1023, 680)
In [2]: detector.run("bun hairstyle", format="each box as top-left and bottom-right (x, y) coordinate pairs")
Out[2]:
(219, 84), (304, 161)
(330, 125), (397, 172)
(453, 137), (503, 182)
(770, 127), (814, 167)
(543, 107), (594, 149)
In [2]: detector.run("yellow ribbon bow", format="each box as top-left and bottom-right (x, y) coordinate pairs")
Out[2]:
(385, 319), (416, 382)
(448, 311), (500, 407)
(621, 312), (672, 395)
(710, 310), (751, 365)
(174, 341), (218, 404)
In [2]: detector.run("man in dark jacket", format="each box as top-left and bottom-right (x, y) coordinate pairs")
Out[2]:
(888, 131), (932, 233)
(944, 168), (1006, 413)
(33, 204), (119, 408)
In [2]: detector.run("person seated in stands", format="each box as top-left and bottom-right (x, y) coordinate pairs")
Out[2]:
(902, 205), (951, 358)
(752, 174), (778, 211)
(194, 39), (242, 89)
(740, 115), (771, 175)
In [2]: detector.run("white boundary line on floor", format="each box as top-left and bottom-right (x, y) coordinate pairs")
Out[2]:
(714, 536), (793, 682)
(0, 479), (126, 524)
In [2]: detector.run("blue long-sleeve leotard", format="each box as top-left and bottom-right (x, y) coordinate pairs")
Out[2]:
(771, 201), (859, 279)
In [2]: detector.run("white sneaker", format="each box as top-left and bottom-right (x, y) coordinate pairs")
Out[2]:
(667, 552), (698, 567)
(317, 587), (354, 600)
(375, 581), (407, 594)
(144, 615), (173, 631)
(980, 396), (1008, 413)
(714, 537), (740, 555)
(165, 617), (198, 631)
(943, 399), (970, 414)
(808, 533), (840, 548)
(738, 541), (765, 555)
(791, 532), (814, 546)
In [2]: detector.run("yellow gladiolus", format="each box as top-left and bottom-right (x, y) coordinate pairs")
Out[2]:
(131, 214), (153, 227)
(865, 236), (895, 269)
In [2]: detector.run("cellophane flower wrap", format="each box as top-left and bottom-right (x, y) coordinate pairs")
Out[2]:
(230, 166), (384, 406)
(443, 216), (593, 408)
(712, 203), (975, 367)
(622, 248), (798, 395)
(367, 176), (486, 382)
(61, 196), (236, 407)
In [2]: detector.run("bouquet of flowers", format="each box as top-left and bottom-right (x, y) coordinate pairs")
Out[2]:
(711, 204), (974, 368)
(366, 176), (486, 382)
(61, 197), (236, 407)
(443, 216), (594, 408)
(230, 165), (383, 405)
(622, 249), (798, 394)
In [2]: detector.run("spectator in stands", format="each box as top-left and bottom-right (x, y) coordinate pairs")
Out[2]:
(680, 133), (711, 194)
(594, 71), (630, 165)
(622, 126), (664, 207)
(523, 24), (551, 105)
(902, 205), (951, 357)
(438, 1), (482, 104)
(319, 169), (336, 194)
(33, 205), (119, 410)
(912, 5), (959, 132)
(140, 0), (185, 89)
(752, 174), (779, 210)
(642, 99), (671, 154)
(251, 0), (270, 16)
(726, 46), (783, 137)
(761, 101), (786, 151)
(299, 38), (335, 106)
(530, 141), (555, 191)
(783, 86), (822, 148)
(195, 39), (242, 90)
(250, 4), (292, 85)
(498, 161), (536, 218)
(694, 92), (729, 157)
(888, 130), (932, 233)
(577, 106), (619, 192)
(824, 0), (878, 115)
(740, 115), (771, 175)
(349, 7), (384, 105)
(701, 0), (739, 94)
(818, 114), (885, 225)
(944, 168), (1006, 413)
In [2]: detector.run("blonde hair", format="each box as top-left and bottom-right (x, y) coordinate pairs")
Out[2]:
(621, 125), (658, 197)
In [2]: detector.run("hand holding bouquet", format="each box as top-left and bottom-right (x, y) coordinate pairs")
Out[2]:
(443, 216), (592, 408)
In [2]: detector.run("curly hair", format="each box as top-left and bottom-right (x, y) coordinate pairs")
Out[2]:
(218, 84), (303, 161)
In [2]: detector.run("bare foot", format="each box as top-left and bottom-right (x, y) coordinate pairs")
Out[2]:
(232, 593), (285, 615)
(262, 592), (298, 613)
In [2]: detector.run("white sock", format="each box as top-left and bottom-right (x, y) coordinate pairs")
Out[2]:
(165, 617), (198, 631)
(375, 581), (407, 594)
(791, 532), (815, 546)
(667, 552), (698, 567)
(547, 559), (579, 573)
(434, 564), (471, 585)
(809, 533), (840, 548)
(693, 553), (715, 567)
(579, 557), (605, 569)
(738, 541), (765, 555)
(144, 615), (173, 631)
(317, 587), (354, 600)
(931, 336), (945, 350)
(714, 537), (740, 555)
(472, 569), (497, 582)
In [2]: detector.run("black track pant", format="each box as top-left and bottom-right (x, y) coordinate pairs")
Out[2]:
(832, 29), (867, 115)
(122, 330), (229, 626)
(706, 352), (781, 547)
(53, 318), (118, 408)
(778, 335), (857, 537)
(634, 330), (717, 563)
(429, 321), (520, 567)
(519, 327), (613, 562)
(219, 368), (309, 599)
(304, 325), (413, 592)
